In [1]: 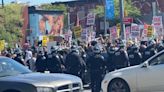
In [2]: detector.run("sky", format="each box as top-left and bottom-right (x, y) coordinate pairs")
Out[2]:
(4, 0), (76, 6)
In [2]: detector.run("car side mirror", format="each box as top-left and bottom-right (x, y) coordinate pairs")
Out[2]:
(141, 62), (148, 68)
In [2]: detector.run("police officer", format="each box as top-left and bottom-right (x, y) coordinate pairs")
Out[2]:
(46, 46), (63, 73)
(114, 41), (129, 70)
(127, 40), (134, 55)
(87, 45), (106, 92)
(35, 49), (46, 73)
(106, 46), (116, 72)
(129, 44), (142, 66)
(14, 49), (25, 65)
(65, 45), (86, 78)
(142, 40), (157, 62)
(139, 41), (147, 56)
(156, 43), (164, 52)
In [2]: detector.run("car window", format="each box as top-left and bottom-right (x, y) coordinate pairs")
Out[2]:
(0, 58), (31, 77)
(149, 53), (164, 66)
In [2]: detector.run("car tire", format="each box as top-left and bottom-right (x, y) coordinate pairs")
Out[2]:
(108, 78), (130, 92)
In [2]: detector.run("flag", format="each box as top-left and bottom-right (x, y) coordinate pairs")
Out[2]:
(106, 0), (115, 19)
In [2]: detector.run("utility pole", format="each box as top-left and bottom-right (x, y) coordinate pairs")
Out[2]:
(119, 0), (126, 40)
(2, 0), (4, 8)
(102, 0), (107, 34)
(152, 0), (157, 16)
(104, 0), (107, 35)
(67, 4), (70, 30)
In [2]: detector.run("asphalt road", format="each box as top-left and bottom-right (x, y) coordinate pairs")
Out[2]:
(83, 89), (91, 92)
(83, 84), (91, 92)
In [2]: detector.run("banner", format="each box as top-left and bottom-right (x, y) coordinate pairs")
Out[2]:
(73, 26), (82, 38)
(91, 31), (96, 40)
(106, 0), (115, 19)
(131, 24), (140, 40)
(154, 27), (163, 37)
(153, 16), (163, 28)
(125, 26), (131, 40)
(153, 16), (163, 37)
(42, 36), (48, 46)
(141, 24), (149, 41)
(0, 40), (5, 51)
(141, 29), (148, 41)
(110, 26), (118, 40)
(87, 13), (95, 25)
(64, 30), (72, 41)
(147, 25), (154, 37)
(81, 28), (88, 41)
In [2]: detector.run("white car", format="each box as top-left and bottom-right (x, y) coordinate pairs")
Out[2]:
(102, 50), (164, 92)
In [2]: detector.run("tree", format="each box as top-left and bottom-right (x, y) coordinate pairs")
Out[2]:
(0, 4), (23, 48)
(92, 0), (141, 19)
(40, 4), (67, 12)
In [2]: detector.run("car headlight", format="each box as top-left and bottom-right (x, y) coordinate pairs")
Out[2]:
(37, 87), (53, 92)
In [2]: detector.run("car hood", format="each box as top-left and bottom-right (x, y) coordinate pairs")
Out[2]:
(113, 65), (140, 73)
(0, 73), (82, 87)
(105, 65), (140, 78)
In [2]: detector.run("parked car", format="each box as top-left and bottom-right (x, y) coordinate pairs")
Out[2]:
(0, 56), (83, 92)
(102, 50), (164, 92)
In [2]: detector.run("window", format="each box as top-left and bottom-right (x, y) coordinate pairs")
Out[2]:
(149, 53), (164, 66)
(0, 58), (31, 77)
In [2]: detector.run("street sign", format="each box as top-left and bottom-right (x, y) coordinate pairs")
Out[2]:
(123, 17), (133, 24)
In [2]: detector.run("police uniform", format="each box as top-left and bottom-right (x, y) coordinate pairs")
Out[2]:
(87, 46), (106, 92)
(142, 45), (157, 62)
(114, 48), (129, 70)
(128, 45), (142, 66)
(35, 51), (46, 73)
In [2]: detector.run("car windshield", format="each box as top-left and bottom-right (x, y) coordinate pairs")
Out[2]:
(0, 57), (32, 77)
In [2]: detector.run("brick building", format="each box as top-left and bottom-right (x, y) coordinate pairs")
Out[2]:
(52, 0), (104, 34)
(132, 0), (164, 25)
(132, 0), (164, 15)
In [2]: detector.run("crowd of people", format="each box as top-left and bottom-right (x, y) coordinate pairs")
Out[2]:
(1, 35), (164, 92)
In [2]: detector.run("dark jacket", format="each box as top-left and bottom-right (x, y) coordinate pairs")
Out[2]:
(129, 51), (142, 66)
(65, 52), (86, 77)
(114, 48), (129, 69)
(35, 56), (46, 73)
(46, 54), (62, 73)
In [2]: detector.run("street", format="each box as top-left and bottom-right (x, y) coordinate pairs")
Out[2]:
(84, 89), (91, 92)
(83, 84), (91, 92)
